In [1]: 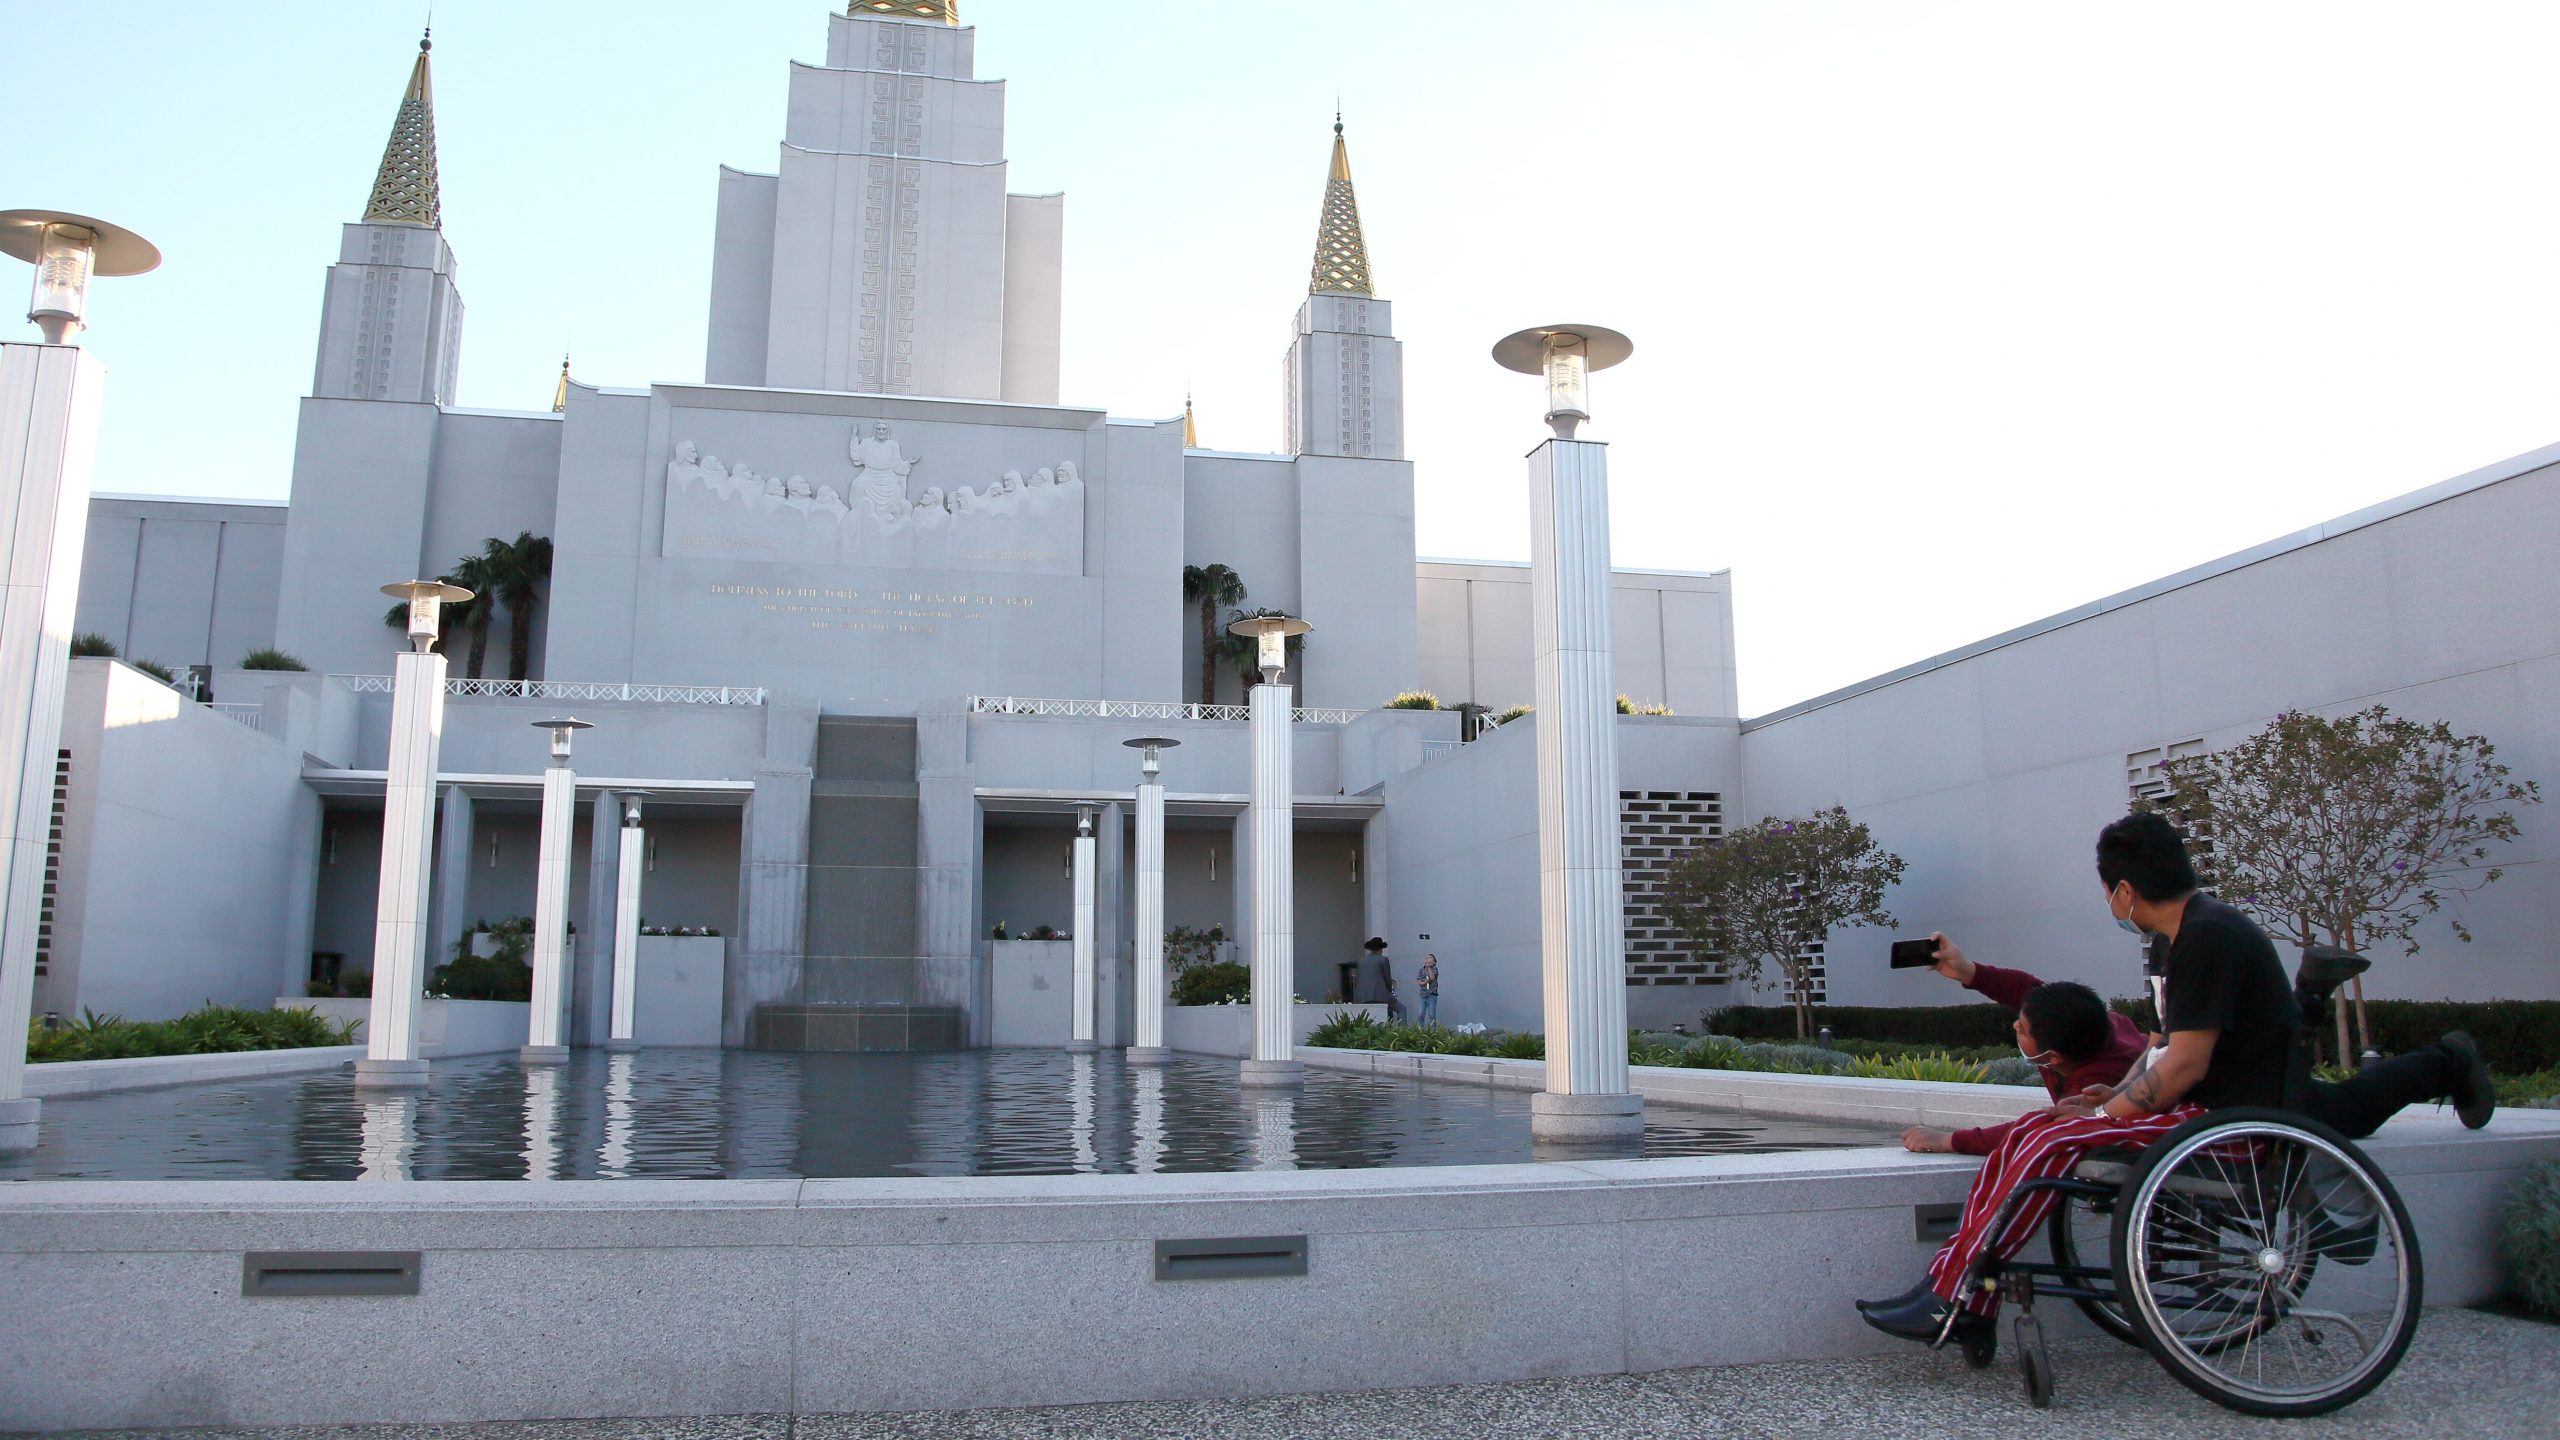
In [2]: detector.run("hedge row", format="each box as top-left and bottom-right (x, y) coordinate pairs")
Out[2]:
(1707, 999), (2560, 1074)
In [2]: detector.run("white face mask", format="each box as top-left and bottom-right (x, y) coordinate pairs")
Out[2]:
(2019, 1041), (2061, 1068)
(2111, 884), (2148, 937)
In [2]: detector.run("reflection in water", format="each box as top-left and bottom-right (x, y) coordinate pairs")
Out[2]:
(522, 1067), (561, 1181)
(1248, 1092), (1297, 1172)
(598, 1052), (636, 1179)
(356, 1094), (418, 1182)
(1, 1048), (1897, 1182)
(1068, 1052), (1099, 1174)
(1132, 1067), (1165, 1175)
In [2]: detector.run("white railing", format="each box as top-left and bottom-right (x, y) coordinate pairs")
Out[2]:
(333, 675), (767, 706)
(204, 703), (264, 733)
(965, 695), (1364, 725)
(1419, 739), (1462, 760)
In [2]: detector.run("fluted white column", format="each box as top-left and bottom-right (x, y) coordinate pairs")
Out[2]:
(358, 648), (450, 1088)
(0, 344), (103, 1149)
(1128, 768), (1171, 1063)
(1067, 808), (1098, 1052)
(1527, 437), (1641, 1140)
(1241, 679), (1302, 1086)
(522, 761), (578, 1061)
(607, 814), (645, 1050)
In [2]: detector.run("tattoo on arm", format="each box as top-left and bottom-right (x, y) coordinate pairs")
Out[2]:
(2120, 1068), (2168, 1114)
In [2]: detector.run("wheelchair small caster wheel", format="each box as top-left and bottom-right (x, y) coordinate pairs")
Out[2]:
(1960, 1329), (1998, 1370)
(2012, 1310), (2053, 1409)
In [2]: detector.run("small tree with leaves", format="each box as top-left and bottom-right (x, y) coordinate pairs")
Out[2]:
(2150, 705), (2541, 1058)
(1659, 806), (1907, 1039)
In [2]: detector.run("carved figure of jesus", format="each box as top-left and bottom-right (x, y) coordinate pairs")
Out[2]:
(852, 420), (920, 520)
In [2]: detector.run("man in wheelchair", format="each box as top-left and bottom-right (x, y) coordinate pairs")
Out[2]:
(1859, 812), (2433, 1347)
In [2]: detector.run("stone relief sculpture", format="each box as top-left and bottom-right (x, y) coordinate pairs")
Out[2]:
(661, 421), (1085, 576)
(853, 420), (919, 521)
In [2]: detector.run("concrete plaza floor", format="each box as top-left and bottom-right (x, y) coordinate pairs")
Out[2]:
(15, 1306), (2555, 1440)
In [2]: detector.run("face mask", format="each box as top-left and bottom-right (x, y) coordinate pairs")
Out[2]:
(2112, 885), (2147, 937)
(2020, 1042), (2061, 1068)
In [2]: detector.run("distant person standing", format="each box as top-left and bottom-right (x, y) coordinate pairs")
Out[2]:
(1356, 937), (1398, 1017)
(1416, 953), (1440, 1025)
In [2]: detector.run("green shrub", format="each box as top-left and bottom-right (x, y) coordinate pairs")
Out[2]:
(2112, 996), (2560, 1075)
(1382, 691), (1441, 710)
(428, 950), (531, 1001)
(2506, 1161), (2560, 1317)
(238, 648), (308, 671)
(130, 660), (176, 685)
(70, 632), (118, 658)
(2497, 1069), (2560, 1107)
(1707, 1002), (2020, 1050)
(1712, 997), (2560, 1074)
(1848, 1052), (1992, 1084)
(1615, 694), (1674, 716)
(26, 1003), (357, 1063)
(1171, 961), (1250, 1007)
(1491, 704), (1532, 725)
(1489, 1030), (1545, 1060)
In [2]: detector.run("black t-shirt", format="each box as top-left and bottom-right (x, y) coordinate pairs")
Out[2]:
(2160, 893), (2300, 1110)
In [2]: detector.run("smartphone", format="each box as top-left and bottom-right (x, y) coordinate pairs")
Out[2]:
(1889, 937), (1939, 970)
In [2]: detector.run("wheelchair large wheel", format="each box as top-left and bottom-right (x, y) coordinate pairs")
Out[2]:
(2109, 1108), (2421, 1418)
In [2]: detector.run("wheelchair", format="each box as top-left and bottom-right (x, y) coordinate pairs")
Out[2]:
(1934, 946), (2422, 1416)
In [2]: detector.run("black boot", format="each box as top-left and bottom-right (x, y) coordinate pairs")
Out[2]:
(2443, 1031), (2494, 1130)
(1856, 1279), (1934, 1313)
(1859, 1286), (1993, 1345)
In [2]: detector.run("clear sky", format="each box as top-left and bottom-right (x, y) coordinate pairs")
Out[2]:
(11, 1), (2559, 716)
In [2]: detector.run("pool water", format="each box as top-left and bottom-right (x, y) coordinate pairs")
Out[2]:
(0, 1049), (1895, 1182)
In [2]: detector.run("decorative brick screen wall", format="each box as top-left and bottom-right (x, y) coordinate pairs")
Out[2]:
(1620, 790), (1725, 985)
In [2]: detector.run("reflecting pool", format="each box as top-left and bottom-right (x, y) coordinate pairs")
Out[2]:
(1, 1049), (1895, 1182)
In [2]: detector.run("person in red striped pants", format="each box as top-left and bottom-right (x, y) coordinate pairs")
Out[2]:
(1858, 813), (2303, 1346)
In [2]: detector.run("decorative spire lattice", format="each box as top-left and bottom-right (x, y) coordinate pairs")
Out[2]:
(1183, 393), (1200, 448)
(363, 33), (442, 227)
(850, 0), (958, 22)
(551, 355), (571, 413)
(1308, 116), (1374, 296)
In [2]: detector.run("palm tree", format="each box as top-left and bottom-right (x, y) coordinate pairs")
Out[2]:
(1181, 563), (1248, 706)
(480, 531), (554, 683)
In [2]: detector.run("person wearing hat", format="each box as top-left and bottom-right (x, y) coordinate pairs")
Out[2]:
(1356, 937), (1400, 1018)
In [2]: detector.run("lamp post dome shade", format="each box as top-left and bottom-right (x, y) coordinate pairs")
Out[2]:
(1493, 324), (1633, 440)
(0, 211), (162, 275)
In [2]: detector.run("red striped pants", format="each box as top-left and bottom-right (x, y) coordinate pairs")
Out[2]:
(1927, 1104), (2204, 1315)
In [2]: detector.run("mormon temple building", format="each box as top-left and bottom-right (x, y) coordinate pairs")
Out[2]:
(35, 4), (2557, 1051)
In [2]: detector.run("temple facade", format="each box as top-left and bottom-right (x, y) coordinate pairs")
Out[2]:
(41, 6), (2556, 1050)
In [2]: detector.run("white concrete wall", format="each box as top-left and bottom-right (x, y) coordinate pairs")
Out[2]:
(1365, 716), (1742, 1036)
(40, 661), (313, 1023)
(1742, 447), (2560, 1006)
(73, 496), (286, 673)
(1160, 1001), (1386, 1057)
(1416, 559), (1739, 720)
(704, 166), (779, 388)
(1000, 192), (1064, 406)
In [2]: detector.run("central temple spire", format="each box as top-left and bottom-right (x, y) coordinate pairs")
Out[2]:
(363, 31), (443, 228)
(1308, 115), (1374, 297)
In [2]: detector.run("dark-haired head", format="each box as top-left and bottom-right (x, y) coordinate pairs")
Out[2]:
(2095, 811), (2200, 903)
(2019, 981), (2111, 1067)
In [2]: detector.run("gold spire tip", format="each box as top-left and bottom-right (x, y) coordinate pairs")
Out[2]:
(1309, 115), (1373, 296)
(365, 31), (443, 226)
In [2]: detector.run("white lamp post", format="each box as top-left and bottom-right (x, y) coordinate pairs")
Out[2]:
(521, 717), (591, 1063)
(1493, 323), (1643, 1143)
(357, 579), (473, 1090)
(0, 211), (158, 1150)
(1122, 736), (1180, 1065)
(607, 790), (650, 1052)
(1067, 805), (1099, 1053)
(1230, 612), (1312, 1088)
